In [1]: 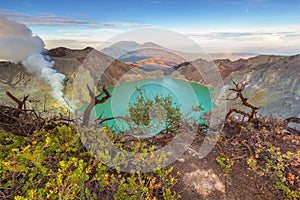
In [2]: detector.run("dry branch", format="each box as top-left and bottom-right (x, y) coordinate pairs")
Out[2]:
(226, 80), (259, 122)
(6, 91), (28, 110)
(0, 92), (73, 136)
(284, 117), (300, 124)
(81, 85), (111, 127)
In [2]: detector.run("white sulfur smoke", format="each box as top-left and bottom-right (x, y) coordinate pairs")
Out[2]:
(21, 54), (66, 105)
(0, 16), (44, 62)
(0, 16), (68, 107)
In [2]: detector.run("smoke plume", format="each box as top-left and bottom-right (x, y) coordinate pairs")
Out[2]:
(0, 16), (67, 106)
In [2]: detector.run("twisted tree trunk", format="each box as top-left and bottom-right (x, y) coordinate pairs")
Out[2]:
(81, 85), (111, 127)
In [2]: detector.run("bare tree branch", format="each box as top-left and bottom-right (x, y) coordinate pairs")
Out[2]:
(284, 117), (300, 124)
(81, 85), (111, 127)
(6, 91), (29, 110)
(1, 92), (73, 137)
(226, 81), (259, 122)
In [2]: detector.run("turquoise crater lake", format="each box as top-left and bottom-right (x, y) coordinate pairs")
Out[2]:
(89, 78), (214, 132)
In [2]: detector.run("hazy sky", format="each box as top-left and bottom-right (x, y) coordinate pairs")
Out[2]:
(1, 0), (300, 54)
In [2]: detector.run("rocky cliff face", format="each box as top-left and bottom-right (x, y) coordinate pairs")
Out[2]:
(0, 47), (133, 108)
(224, 55), (299, 119)
(48, 46), (133, 87)
(0, 61), (56, 108)
(173, 54), (300, 119)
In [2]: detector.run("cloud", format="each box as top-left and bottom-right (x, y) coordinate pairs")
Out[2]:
(183, 27), (300, 54)
(38, 28), (128, 49)
(187, 30), (300, 40)
(0, 10), (150, 28)
(0, 16), (44, 62)
(44, 39), (101, 49)
(42, 26), (300, 54)
(186, 28), (300, 47)
(0, 16), (68, 106)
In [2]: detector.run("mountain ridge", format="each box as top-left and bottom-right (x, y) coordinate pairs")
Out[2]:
(0, 46), (299, 119)
(100, 40), (258, 62)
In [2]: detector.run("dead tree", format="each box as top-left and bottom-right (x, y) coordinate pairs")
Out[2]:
(225, 80), (259, 122)
(0, 92), (74, 136)
(6, 91), (29, 110)
(0, 92), (34, 136)
(283, 117), (300, 134)
(81, 85), (111, 127)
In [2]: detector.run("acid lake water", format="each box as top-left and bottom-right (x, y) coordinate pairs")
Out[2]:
(89, 78), (214, 132)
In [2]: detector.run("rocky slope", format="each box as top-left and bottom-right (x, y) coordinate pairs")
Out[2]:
(173, 54), (300, 119)
(48, 46), (134, 87)
(0, 61), (54, 107)
(225, 55), (299, 120)
(0, 47), (134, 108)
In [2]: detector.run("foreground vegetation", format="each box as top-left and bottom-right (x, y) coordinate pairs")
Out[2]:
(0, 92), (183, 199)
(217, 117), (300, 199)
(0, 125), (180, 199)
(0, 83), (299, 199)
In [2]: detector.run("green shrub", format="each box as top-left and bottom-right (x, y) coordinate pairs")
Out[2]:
(128, 93), (182, 134)
(0, 125), (180, 199)
(216, 155), (234, 173)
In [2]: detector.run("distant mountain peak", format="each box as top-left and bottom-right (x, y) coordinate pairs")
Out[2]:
(140, 42), (164, 49)
(101, 41), (165, 59)
(109, 41), (141, 51)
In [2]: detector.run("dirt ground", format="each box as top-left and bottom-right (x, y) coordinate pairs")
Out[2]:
(169, 119), (299, 200)
(172, 144), (280, 200)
